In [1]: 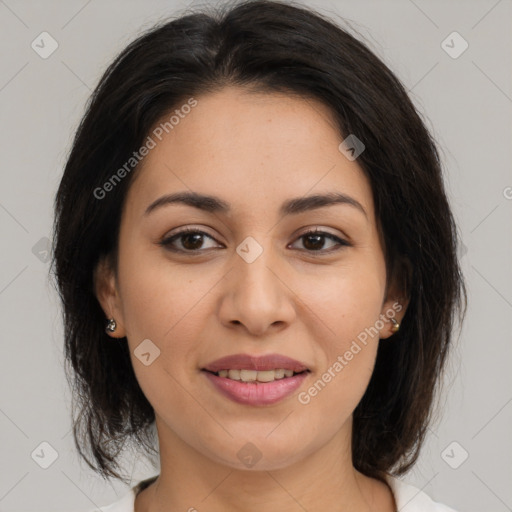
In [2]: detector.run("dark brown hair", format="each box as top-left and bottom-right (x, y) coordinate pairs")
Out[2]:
(50, 0), (467, 484)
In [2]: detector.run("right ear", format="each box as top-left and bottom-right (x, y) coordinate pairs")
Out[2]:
(93, 254), (126, 338)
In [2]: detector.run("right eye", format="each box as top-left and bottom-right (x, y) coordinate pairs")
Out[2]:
(159, 228), (224, 253)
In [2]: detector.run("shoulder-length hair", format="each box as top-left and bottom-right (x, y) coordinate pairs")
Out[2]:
(51, 0), (467, 484)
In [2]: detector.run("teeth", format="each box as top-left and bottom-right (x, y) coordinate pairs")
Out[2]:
(240, 369), (258, 381)
(228, 369), (241, 380)
(274, 369), (285, 379)
(252, 370), (275, 382)
(215, 368), (301, 382)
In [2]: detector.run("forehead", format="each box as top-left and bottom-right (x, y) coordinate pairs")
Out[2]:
(125, 86), (374, 221)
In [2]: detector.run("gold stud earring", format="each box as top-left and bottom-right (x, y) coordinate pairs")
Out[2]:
(390, 318), (400, 333)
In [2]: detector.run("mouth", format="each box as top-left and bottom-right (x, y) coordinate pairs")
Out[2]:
(202, 368), (310, 382)
(201, 353), (311, 406)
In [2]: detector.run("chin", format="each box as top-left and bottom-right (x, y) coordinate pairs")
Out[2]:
(204, 431), (316, 472)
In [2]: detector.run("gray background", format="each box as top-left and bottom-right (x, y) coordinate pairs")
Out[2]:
(0, 0), (511, 511)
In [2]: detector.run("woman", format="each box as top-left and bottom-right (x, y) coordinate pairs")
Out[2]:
(51, 1), (467, 510)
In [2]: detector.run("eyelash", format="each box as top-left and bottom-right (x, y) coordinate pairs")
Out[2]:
(159, 227), (350, 255)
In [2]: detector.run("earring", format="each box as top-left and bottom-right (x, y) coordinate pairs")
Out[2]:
(105, 318), (117, 333)
(390, 318), (400, 333)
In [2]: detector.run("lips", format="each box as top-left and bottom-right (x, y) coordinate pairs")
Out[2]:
(202, 353), (310, 373)
(201, 353), (311, 406)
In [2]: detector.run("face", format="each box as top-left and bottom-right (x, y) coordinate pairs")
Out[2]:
(95, 86), (406, 471)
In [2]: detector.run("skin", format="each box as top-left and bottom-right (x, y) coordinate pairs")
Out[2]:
(95, 86), (409, 512)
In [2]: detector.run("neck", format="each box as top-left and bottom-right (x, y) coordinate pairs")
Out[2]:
(135, 415), (395, 512)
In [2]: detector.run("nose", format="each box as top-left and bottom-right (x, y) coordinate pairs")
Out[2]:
(217, 240), (297, 337)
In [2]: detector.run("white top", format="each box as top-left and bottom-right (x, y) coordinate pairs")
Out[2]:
(90, 474), (459, 512)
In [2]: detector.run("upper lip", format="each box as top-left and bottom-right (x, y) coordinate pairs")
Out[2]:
(202, 353), (310, 373)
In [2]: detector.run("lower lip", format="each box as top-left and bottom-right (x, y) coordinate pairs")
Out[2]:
(202, 371), (309, 406)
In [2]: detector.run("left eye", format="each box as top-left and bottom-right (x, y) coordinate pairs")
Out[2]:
(159, 228), (349, 253)
(290, 229), (349, 252)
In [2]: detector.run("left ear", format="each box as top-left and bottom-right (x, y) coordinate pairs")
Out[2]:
(379, 255), (412, 339)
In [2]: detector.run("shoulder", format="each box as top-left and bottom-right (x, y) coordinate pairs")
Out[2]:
(85, 475), (158, 512)
(385, 475), (459, 512)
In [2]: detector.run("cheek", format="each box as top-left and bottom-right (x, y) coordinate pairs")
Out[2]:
(293, 258), (386, 344)
(298, 278), (383, 423)
(118, 243), (215, 343)
(292, 257), (384, 409)
(116, 252), (213, 416)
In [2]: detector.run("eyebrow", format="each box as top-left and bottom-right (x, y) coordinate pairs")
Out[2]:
(143, 191), (367, 219)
